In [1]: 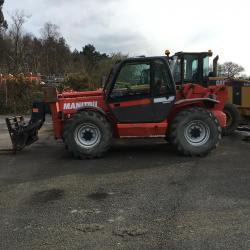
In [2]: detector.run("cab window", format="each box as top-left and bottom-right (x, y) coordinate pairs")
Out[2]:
(184, 55), (199, 82)
(170, 58), (181, 83)
(153, 60), (175, 96)
(110, 62), (150, 100)
(203, 56), (210, 77)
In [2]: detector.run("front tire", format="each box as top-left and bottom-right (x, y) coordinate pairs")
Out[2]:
(222, 103), (240, 136)
(169, 107), (221, 156)
(63, 111), (112, 159)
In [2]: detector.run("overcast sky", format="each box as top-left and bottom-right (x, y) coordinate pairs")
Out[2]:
(4, 0), (250, 74)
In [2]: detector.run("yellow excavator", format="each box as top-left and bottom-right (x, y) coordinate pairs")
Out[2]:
(211, 77), (250, 117)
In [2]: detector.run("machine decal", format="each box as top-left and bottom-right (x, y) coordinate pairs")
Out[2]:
(63, 101), (98, 110)
(153, 96), (175, 104)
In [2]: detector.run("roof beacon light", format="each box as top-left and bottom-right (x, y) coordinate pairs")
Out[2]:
(165, 50), (170, 56)
(208, 50), (213, 56)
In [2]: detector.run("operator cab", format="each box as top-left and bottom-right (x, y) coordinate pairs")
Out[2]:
(104, 57), (176, 123)
(168, 51), (217, 86)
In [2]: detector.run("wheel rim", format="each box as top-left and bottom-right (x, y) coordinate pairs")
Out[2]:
(74, 123), (101, 148)
(184, 120), (210, 146)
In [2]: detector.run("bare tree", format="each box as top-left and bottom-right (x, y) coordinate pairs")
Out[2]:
(0, 0), (7, 33)
(9, 10), (29, 72)
(218, 61), (245, 78)
(40, 22), (60, 41)
(238, 73), (249, 80)
(40, 22), (61, 75)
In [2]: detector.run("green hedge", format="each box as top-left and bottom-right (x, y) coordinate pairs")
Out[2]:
(58, 73), (96, 92)
(0, 79), (43, 114)
(0, 74), (98, 115)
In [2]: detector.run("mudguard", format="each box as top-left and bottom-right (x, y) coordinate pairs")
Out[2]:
(175, 97), (219, 105)
(76, 106), (110, 120)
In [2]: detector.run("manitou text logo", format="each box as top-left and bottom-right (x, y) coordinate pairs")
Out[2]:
(63, 101), (98, 110)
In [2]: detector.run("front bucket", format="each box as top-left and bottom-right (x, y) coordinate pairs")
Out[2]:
(5, 116), (40, 154)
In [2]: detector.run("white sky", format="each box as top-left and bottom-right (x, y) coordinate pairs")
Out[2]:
(4, 0), (250, 74)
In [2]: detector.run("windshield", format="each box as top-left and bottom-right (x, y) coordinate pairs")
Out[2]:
(169, 56), (181, 83)
(203, 56), (210, 77)
(169, 55), (199, 82)
(170, 54), (211, 83)
(183, 55), (198, 82)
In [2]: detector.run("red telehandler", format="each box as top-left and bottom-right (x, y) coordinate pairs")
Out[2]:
(6, 56), (227, 158)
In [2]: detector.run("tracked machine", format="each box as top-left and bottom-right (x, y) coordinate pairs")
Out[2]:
(6, 56), (227, 158)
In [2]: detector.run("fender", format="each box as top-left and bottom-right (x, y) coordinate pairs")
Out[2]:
(174, 98), (219, 109)
(167, 97), (221, 125)
(175, 97), (219, 105)
(76, 106), (111, 121)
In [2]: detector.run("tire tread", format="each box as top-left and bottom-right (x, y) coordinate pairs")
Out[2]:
(169, 107), (221, 156)
(62, 111), (112, 159)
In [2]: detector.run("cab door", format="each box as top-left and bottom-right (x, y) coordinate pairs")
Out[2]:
(107, 60), (155, 123)
(152, 59), (176, 122)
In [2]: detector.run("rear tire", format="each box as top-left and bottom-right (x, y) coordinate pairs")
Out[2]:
(169, 107), (221, 156)
(63, 111), (112, 159)
(222, 103), (240, 136)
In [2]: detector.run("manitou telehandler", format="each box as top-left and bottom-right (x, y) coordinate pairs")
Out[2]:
(6, 56), (227, 158)
(166, 50), (240, 135)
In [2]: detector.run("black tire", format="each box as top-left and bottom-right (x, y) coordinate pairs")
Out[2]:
(222, 103), (240, 136)
(62, 111), (112, 159)
(169, 107), (221, 156)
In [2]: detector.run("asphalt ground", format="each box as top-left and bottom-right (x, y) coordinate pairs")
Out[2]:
(0, 125), (250, 250)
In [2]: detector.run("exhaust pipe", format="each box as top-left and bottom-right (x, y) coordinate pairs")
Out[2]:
(213, 55), (219, 77)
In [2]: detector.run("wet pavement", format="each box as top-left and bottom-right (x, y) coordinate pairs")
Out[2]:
(0, 128), (250, 249)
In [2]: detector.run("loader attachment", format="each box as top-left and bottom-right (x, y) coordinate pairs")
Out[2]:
(5, 101), (49, 153)
(5, 116), (44, 154)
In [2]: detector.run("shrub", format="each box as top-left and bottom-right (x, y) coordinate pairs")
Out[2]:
(58, 73), (94, 92)
(0, 79), (43, 114)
